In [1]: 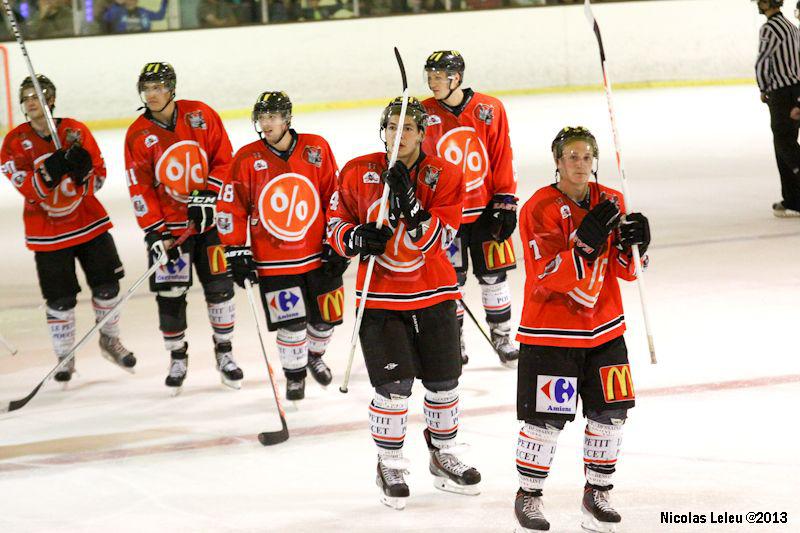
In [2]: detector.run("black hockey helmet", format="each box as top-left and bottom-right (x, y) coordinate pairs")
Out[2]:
(425, 50), (465, 79)
(19, 74), (56, 105)
(252, 91), (292, 124)
(380, 96), (428, 132)
(551, 126), (599, 160)
(754, 0), (783, 10)
(137, 62), (176, 94)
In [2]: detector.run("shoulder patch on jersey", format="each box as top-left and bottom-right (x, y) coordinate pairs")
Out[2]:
(185, 111), (207, 130)
(132, 194), (148, 217)
(560, 205), (571, 219)
(421, 165), (441, 190)
(12, 171), (26, 187)
(363, 171), (380, 184)
(474, 103), (494, 125)
(216, 212), (233, 235)
(144, 134), (159, 148)
(254, 159), (268, 171)
(21, 139), (33, 150)
(303, 146), (323, 167)
(426, 114), (442, 126)
(64, 128), (82, 145)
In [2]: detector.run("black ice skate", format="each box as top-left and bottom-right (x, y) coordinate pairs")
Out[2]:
(490, 322), (518, 368)
(214, 340), (243, 389)
(165, 344), (188, 396)
(772, 201), (800, 218)
(99, 334), (136, 373)
(54, 355), (75, 386)
(515, 488), (550, 532)
(376, 454), (410, 510)
(581, 486), (621, 533)
(286, 375), (305, 401)
(424, 429), (481, 495)
(308, 352), (332, 386)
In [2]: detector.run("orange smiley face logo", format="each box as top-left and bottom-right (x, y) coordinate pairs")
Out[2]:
(258, 173), (320, 242)
(435, 126), (488, 194)
(154, 141), (209, 201)
(34, 153), (85, 217)
(365, 198), (424, 273)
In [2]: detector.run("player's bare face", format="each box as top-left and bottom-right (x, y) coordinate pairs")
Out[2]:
(141, 82), (171, 111)
(427, 71), (454, 100)
(257, 113), (289, 145)
(557, 141), (594, 192)
(21, 91), (44, 119)
(385, 115), (423, 161)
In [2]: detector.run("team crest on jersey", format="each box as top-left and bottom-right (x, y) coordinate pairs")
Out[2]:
(21, 139), (33, 150)
(422, 165), (441, 190)
(474, 103), (494, 125)
(426, 115), (441, 127)
(253, 159), (268, 171)
(363, 171), (380, 184)
(131, 194), (148, 217)
(144, 134), (159, 148)
(304, 146), (323, 168)
(560, 205), (571, 219)
(64, 128), (82, 145)
(216, 212), (233, 235)
(184, 111), (207, 130)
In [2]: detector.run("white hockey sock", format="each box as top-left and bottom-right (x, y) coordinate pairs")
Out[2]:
(46, 307), (75, 358)
(517, 423), (561, 492)
(584, 420), (624, 488)
(276, 327), (307, 373)
(207, 299), (235, 343)
(424, 389), (459, 448)
(481, 279), (511, 323)
(369, 393), (408, 455)
(92, 296), (121, 338)
(163, 331), (186, 352)
(307, 324), (333, 356)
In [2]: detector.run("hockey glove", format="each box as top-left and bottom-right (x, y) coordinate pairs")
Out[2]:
(145, 230), (180, 266)
(65, 145), (94, 186)
(618, 212), (650, 255)
(383, 162), (427, 230)
(320, 243), (350, 278)
(574, 199), (621, 261)
(187, 190), (218, 234)
(343, 222), (393, 257)
(41, 149), (71, 188)
(224, 246), (257, 288)
(488, 194), (518, 242)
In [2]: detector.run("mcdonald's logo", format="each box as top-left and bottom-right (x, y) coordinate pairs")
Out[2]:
(207, 245), (228, 275)
(599, 364), (635, 403)
(317, 287), (345, 323)
(482, 239), (516, 270)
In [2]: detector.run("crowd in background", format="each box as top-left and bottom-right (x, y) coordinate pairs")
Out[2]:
(0, 0), (624, 39)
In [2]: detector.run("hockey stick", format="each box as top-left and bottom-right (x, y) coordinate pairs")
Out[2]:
(584, 0), (657, 364)
(1, 229), (193, 413)
(459, 299), (500, 358)
(243, 278), (289, 446)
(340, 47), (408, 394)
(1, 0), (61, 146)
(0, 333), (18, 356)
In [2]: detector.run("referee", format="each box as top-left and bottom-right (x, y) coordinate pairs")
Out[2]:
(756, 0), (800, 217)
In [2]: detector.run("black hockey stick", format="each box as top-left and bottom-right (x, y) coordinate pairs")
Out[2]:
(2, 229), (194, 413)
(243, 279), (289, 446)
(584, 0), (656, 364)
(459, 299), (501, 358)
(340, 47), (408, 393)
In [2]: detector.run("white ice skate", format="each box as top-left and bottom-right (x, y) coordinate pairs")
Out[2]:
(424, 429), (481, 496)
(214, 341), (243, 390)
(376, 454), (410, 510)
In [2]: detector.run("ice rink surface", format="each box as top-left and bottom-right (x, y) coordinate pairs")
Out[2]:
(0, 84), (799, 532)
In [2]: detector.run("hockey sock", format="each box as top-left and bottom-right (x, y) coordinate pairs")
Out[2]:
(480, 278), (512, 324)
(277, 327), (308, 376)
(516, 423), (561, 493)
(163, 331), (186, 352)
(207, 299), (235, 344)
(307, 323), (333, 356)
(424, 389), (459, 449)
(46, 306), (75, 358)
(92, 296), (121, 338)
(369, 393), (408, 456)
(584, 420), (624, 489)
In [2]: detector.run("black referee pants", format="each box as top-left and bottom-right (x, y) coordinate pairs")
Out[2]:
(767, 84), (800, 210)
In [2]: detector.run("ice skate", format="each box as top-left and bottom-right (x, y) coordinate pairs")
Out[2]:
(515, 488), (550, 531)
(581, 487), (621, 533)
(99, 333), (136, 373)
(165, 344), (188, 396)
(772, 201), (800, 218)
(459, 324), (469, 365)
(286, 375), (305, 401)
(214, 341), (243, 390)
(54, 355), (75, 387)
(376, 454), (410, 510)
(308, 352), (332, 386)
(424, 429), (481, 495)
(490, 322), (518, 368)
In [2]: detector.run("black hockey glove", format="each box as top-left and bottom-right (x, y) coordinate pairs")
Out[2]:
(187, 190), (218, 234)
(383, 161), (427, 230)
(65, 145), (94, 186)
(574, 199), (621, 262)
(41, 149), (71, 188)
(224, 246), (257, 288)
(320, 243), (350, 278)
(488, 194), (518, 242)
(145, 230), (180, 266)
(343, 222), (393, 257)
(618, 212), (650, 255)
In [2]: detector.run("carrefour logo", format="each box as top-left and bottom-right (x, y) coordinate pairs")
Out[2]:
(265, 287), (306, 324)
(536, 375), (578, 414)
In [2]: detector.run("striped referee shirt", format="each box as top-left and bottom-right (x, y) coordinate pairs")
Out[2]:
(756, 12), (800, 93)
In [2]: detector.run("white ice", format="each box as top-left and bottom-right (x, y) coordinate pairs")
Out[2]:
(0, 85), (799, 532)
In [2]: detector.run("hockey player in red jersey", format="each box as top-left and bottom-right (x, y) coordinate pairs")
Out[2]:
(217, 91), (348, 400)
(327, 96), (480, 510)
(124, 62), (242, 394)
(1, 75), (134, 382)
(513, 127), (651, 532)
(422, 50), (519, 367)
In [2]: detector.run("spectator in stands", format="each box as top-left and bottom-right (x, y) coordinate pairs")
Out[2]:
(300, 0), (329, 20)
(198, 0), (238, 27)
(103, 0), (168, 32)
(27, 0), (73, 39)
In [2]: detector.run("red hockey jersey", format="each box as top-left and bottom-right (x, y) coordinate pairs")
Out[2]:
(1, 119), (111, 252)
(422, 90), (516, 224)
(516, 183), (647, 348)
(327, 152), (463, 311)
(124, 100), (233, 235)
(217, 132), (339, 276)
